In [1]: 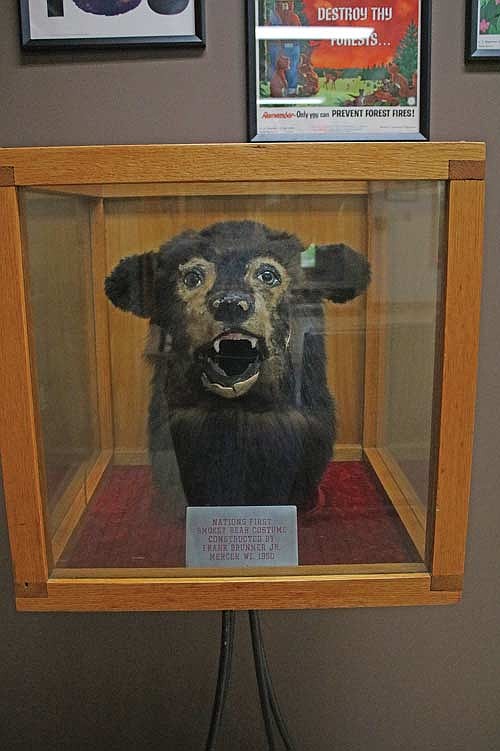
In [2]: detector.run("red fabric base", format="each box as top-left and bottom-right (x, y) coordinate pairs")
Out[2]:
(59, 462), (421, 568)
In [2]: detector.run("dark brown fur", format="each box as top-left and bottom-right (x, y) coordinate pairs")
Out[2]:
(105, 220), (370, 508)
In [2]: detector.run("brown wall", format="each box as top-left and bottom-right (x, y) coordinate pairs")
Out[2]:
(1, 2), (499, 749)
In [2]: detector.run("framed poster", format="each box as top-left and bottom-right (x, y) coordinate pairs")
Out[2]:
(466, 0), (500, 60)
(19, 0), (205, 49)
(247, 0), (431, 141)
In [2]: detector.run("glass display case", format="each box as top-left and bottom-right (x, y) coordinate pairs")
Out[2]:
(0, 143), (484, 611)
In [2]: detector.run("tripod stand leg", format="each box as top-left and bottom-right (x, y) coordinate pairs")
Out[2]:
(205, 610), (236, 751)
(249, 611), (277, 750)
(204, 611), (297, 750)
(249, 611), (297, 751)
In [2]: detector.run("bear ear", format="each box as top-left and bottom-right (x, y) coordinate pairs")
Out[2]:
(104, 251), (158, 318)
(302, 243), (371, 303)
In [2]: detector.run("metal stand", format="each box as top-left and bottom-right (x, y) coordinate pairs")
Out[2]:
(205, 611), (297, 751)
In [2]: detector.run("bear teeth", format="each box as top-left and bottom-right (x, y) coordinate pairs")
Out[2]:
(213, 334), (257, 354)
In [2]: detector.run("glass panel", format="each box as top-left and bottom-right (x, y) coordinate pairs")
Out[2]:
(20, 181), (445, 576)
(368, 183), (445, 518)
(21, 191), (100, 551)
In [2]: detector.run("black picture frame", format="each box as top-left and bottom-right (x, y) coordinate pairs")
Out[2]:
(247, 0), (431, 142)
(466, 0), (500, 61)
(19, 0), (205, 50)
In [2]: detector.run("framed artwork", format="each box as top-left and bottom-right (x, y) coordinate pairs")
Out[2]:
(19, 0), (205, 49)
(247, 0), (431, 141)
(466, 0), (500, 60)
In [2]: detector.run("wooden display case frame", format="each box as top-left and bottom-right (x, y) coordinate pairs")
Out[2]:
(0, 142), (485, 612)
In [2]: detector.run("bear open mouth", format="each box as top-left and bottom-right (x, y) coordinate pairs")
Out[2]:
(200, 332), (263, 399)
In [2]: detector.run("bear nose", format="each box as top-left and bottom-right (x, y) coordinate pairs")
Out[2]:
(209, 292), (255, 322)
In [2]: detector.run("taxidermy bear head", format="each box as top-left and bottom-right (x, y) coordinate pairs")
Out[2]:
(105, 220), (370, 508)
(106, 220), (369, 404)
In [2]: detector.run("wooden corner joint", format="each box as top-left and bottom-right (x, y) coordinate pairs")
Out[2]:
(430, 574), (464, 592)
(0, 166), (16, 186)
(15, 581), (48, 598)
(449, 160), (486, 180)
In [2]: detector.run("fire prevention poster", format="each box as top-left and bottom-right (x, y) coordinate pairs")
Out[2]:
(251, 0), (427, 140)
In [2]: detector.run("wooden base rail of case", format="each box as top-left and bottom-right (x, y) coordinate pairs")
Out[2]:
(15, 573), (460, 612)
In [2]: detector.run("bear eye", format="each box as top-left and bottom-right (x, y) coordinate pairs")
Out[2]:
(182, 268), (205, 289)
(256, 265), (281, 287)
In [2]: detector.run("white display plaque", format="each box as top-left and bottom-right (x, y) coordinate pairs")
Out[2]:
(186, 506), (298, 568)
